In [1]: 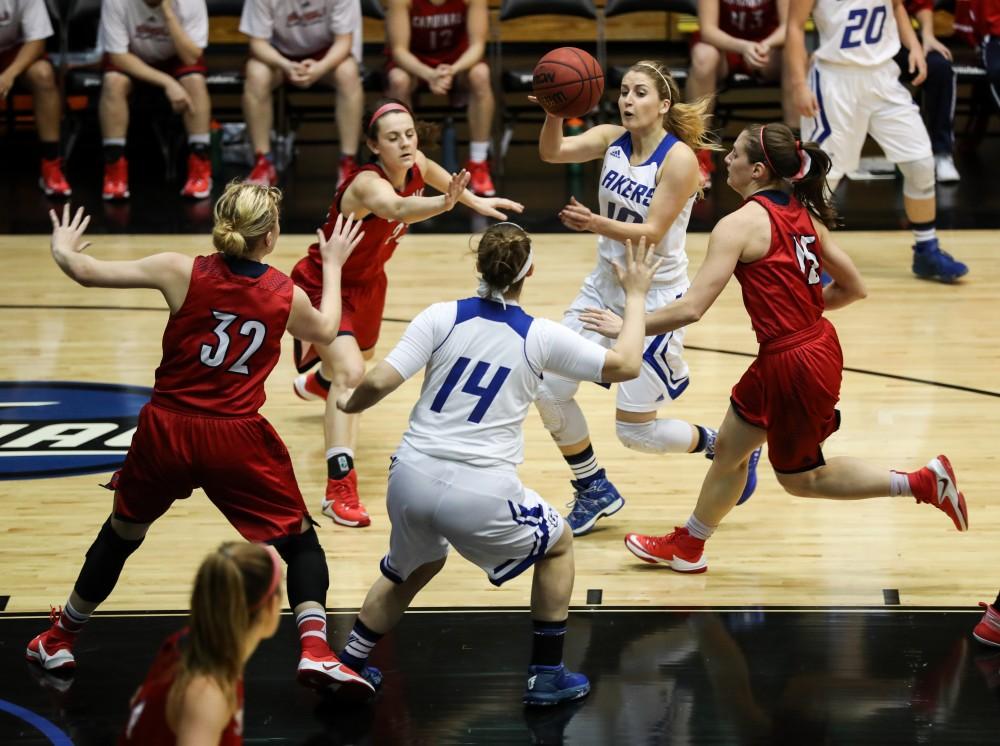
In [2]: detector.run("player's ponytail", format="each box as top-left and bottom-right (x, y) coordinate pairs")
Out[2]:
(171, 542), (281, 711)
(473, 222), (533, 299)
(212, 181), (282, 259)
(628, 60), (721, 153)
(744, 123), (840, 229)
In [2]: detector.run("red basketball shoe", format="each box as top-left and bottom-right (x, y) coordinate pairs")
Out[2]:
(39, 157), (71, 197)
(102, 156), (130, 200)
(624, 527), (707, 573)
(293, 371), (329, 401)
(909, 455), (968, 531)
(974, 603), (1000, 647)
(246, 152), (277, 187)
(180, 153), (212, 199)
(297, 648), (375, 696)
(322, 471), (370, 527)
(26, 610), (77, 672)
(465, 159), (496, 197)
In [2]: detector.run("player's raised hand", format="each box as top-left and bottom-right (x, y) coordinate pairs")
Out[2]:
(443, 169), (471, 210)
(472, 197), (525, 221)
(316, 212), (364, 267)
(613, 236), (661, 297)
(580, 307), (623, 339)
(50, 204), (92, 257)
(558, 196), (593, 232)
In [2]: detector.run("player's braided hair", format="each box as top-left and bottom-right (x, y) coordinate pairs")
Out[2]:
(171, 542), (280, 712)
(628, 60), (721, 154)
(744, 123), (840, 229)
(212, 180), (282, 259)
(473, 223), (532, 295)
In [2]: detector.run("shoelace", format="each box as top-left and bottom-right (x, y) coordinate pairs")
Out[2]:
(332, 480), (360, 510)
(49, 605), (62, 625)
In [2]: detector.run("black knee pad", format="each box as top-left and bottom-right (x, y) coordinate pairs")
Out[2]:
(73, 518), (144, 604)
(271, 527), (329, 610)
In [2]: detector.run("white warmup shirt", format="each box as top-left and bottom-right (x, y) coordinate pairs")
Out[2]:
(597, 131), (693, 288)
(240, 0), (362, 63)
(384, 297), (608, 469)
(99, 0), (208, 63)
(811, 0), (901, 67)
(0, 0), (53, 54)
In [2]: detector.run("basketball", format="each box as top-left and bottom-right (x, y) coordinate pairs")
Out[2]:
(532, 47), (605, 119)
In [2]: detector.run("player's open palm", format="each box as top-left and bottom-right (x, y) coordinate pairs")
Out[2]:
(316, 212), (364, 267)
(443, 169), (471, 210)
(615, 236), (661, 297)
(50, 204), (92, 258)
(473, 197), (525, 220)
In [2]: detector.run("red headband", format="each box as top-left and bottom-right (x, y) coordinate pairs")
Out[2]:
(369, 102), (409, 130)
(758, 124), (777, 173)
(249, 546), (282, 612)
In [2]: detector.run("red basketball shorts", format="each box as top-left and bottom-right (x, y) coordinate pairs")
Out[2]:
(689, 32), (757, 77)
(113, 403), (308, 542)
(101, 54), (208, 79)
(730, 318), (843, 474)
(291, 256), (388, 352)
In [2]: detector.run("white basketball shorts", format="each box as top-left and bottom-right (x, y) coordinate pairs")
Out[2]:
(801, 59), (933, 183)
(379, 444), (566, 587)
(563, 266), (690, 412)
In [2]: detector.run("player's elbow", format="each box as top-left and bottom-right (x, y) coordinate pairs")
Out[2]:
(602, 356), (641, 383)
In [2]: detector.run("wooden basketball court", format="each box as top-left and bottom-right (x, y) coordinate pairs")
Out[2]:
(1, 228), (995, 613)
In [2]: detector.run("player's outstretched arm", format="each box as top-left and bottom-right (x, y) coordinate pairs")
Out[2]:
(538, 114), (622, 164)
(814, 222), (867, 310)
(49, 205), (193, 313)
(599, 238), (661, 381)
(353, 160), (470, 223)
(420, 155), (524, 220)
(338, 362), (405, 413)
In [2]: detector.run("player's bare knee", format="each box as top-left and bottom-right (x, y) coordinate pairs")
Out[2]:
(690, 43), (721, 77)
(899, 157), (935, 200)
(101, 72), (131, 101)
(386, 68), (411, 98)
(468, 62), (491, 91)
(26, 60), (56, 89)
(244, 59), (272, 93)
(334, 57), (360, 88)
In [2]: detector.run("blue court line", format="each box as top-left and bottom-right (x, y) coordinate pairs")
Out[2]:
(0, 699), (72, 745)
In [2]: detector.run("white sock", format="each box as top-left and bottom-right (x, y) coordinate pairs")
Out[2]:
(889, 471), (912, 497)
(326, 446), (354, 462)
(685, 514), (716, 541)
(102, 137), (126, 147)
(188, 133), (210, 146)
(469, 141), (490, 163)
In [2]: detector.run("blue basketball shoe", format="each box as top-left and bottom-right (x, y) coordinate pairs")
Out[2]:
(360, 665), (382, 693)
(523, 664), (591, 706)
(912, 241), (968, 283)
(566, 473), (624, 536)
(704, 428), (762, 506)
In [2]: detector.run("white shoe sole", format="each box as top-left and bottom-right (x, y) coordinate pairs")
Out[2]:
(26, 645), (76, 671)
(38, 178), (71, 198)
(624, 535), (707, 573)
(570, 496), (624, 536)
(320, 500), (368, 527)
(293, 374), (325, 402)
(297, 658), (375, 693)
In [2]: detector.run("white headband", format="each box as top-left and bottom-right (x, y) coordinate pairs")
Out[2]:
(634, 63), (672, 103)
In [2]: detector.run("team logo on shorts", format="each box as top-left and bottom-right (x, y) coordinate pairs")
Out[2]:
(0, 381), (150, 480)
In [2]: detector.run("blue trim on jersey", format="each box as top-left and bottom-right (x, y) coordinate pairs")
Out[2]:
(454, 297), (534, 339)
(756, 189), (791, 206)
(380, 556), (404, 584)
(611, 131), (678, 167)
(643, 332), (689, 400)
(489, 501), (552, 586)
(807, 68), (833, 144)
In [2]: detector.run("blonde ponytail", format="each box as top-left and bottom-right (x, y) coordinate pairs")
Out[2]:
(211, 181), (282, 259)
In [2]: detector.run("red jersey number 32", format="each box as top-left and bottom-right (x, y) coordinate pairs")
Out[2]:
(200, 310), (267, 375)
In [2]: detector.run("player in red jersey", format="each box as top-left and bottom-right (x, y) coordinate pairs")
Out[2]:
(26, 189), (374, 698)
(687, 0), (794, 186)
(121, 542), (282, 745)
(385, 0), (495, 196)
(580, 123), (969, 573)
(290, 99), (522, 529)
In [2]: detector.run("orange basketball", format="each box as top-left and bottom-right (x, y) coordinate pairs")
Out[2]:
(532, 47), (605, 119)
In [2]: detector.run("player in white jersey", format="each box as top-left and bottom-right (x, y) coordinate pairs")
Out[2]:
(533, 59), (761, 536)
(331, 223), (658, 705)
(786, 0), (970, 282)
